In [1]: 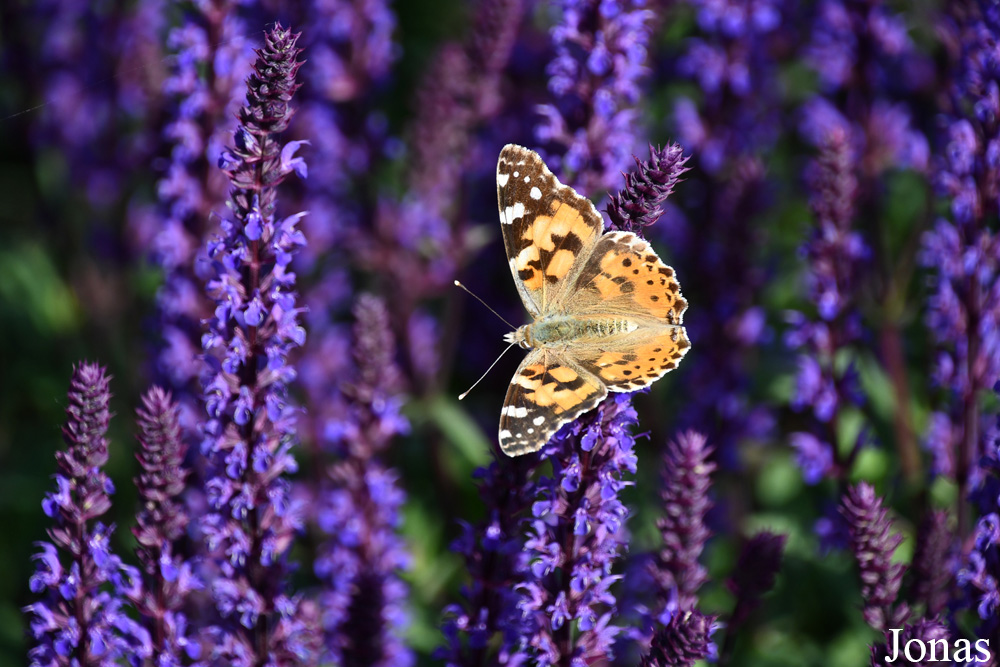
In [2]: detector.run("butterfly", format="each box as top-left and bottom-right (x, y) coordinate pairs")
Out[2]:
(495, 144), (690, 456)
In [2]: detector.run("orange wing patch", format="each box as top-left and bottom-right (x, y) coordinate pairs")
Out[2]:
(582, 232), (687, 323)
(577, 328), (691, 392)
(512, 199), (599, 291)
(515, 361), (601, 414)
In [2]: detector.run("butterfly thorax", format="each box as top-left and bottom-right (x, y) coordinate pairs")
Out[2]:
(504, 314), (639, 350)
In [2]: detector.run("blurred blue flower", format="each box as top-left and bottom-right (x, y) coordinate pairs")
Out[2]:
(925, 1), (1000, 543)
(537, 0), (654, 194)
(785, 127), (868, 483)
(314, 295), (413, 667)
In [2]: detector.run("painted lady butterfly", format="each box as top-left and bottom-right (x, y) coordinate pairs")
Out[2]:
(496, 144), (690, 456)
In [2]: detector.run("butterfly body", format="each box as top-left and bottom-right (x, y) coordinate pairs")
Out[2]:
(505, 314), (641, 349)
(494, 144), (691, 456)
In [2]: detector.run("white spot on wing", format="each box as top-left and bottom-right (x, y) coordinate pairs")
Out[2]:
(513, 170), (520, 177)
(533, 415), (545, 425)
(505, 202), (525, 222)
(499, 429), (512, 439)
(524, 176), (530, 183)
(497, 172), (510, 187)
(503, 405), (528, 418)
(530, 186), (542, 200)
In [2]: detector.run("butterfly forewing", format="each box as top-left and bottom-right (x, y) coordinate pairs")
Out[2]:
(497, 144), (604, 315)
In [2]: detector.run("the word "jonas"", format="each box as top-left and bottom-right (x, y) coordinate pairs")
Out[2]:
(885, 630), (989, 663)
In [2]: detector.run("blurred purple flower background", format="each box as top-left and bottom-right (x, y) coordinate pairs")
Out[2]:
(2, 1), (999, 666)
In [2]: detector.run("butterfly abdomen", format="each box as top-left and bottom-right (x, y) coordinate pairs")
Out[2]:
(523, 315), (639, 348)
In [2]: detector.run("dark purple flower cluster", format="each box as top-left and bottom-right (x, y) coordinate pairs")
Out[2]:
(131, 388), (202, 665)
(510, 394), (638, 665)
(799, 0), (929, 175)
(27, 0), (161, 209)
(25, 364), (151, 666)
(370, 0), (524, 302)
(868, 618), (950, 667)
(640, 610), (718, 667)
(841, 484), (957, 658)
(538, 0), (654, 194)
(437, 458), (536, 667)
(649, 431), (715, 617)
(674, 0), (788, 173)
(726, 531), (787, 629)
(922, 0), (1000, 526)
(197, 25), (318, 664)
(785, 127), (868, 484)
(606, 143), (689, 236)
(841, 483), (909, 631)
(314, 295), (412, 667)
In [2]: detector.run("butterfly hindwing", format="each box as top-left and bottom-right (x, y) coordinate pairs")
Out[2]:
(497, 144), (604, 316)
(566, 230), (690, 391)
(499, 349), (608, 456)
(568, 327), (691, 392)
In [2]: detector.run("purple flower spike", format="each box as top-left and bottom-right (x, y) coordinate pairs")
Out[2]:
(537, 0), (655, 194)
(510, 394), (639, 665)
(24, 363), (152, 666)
(840, 483), (909, 631)
(314, 295), (413, 667)
(607, 144), (690, 236)
(197, 24), (319, 665)
(923, 1), (1000, 536)
(785, 127), (868, 483)
(650, 431), (716, 616)
(437, 458), (538, 666)
(640, 610), (718, 667)
(726, 531), (787, 629)
(908, 510), (953, 618)
(131, 387), (202, 665)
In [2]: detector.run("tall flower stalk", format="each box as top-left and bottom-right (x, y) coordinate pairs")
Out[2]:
(438, 459), (537, 667)
(197, 24), (317, 664)
(314, 295), (412, 666)
(799, 0), (931, 481)
(649, 431), (715, 619)
(24, 364), (150, 666)
(537, 0), (654, 195)
(510, 394), (639, 665)
(785, 127), (868, 484)
(923, 0), (1000, 534)
(131, 387), (201, 665)
(841, 483), (951, 660)
(667, 0), (791, 462)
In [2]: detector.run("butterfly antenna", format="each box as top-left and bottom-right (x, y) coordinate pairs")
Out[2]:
(454, 280), (517, 329)
(459, 340), (518, 400)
